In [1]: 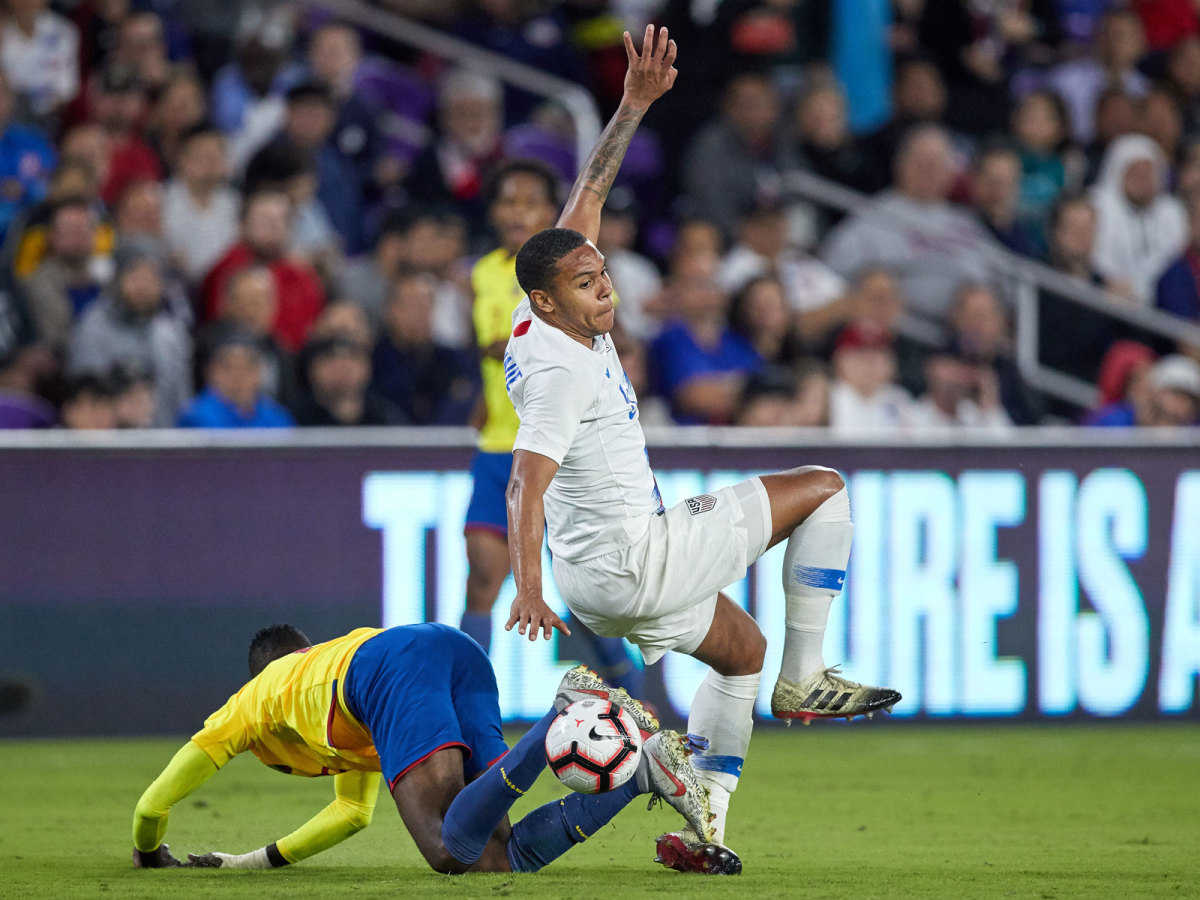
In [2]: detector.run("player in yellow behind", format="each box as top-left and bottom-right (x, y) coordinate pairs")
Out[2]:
(461, 159), (558, 652)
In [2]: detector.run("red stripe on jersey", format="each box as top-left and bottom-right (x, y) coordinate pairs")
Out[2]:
(387, 742), (471, 791)
(513, 320), (531, 337)
(326, 679), (339, 747)
(486, 752), (508, 769)
(464, 522), (508, 539)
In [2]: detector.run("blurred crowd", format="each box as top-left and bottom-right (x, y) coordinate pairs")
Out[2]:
(0, 0), (1198, 432)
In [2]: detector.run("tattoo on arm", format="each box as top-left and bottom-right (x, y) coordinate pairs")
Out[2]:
(570, 105), (645, 206)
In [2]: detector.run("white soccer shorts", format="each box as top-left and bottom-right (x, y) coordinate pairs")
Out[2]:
(551, 477), (772, 664)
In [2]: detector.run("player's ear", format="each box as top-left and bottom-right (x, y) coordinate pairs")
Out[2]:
(529, 288), (555, 314)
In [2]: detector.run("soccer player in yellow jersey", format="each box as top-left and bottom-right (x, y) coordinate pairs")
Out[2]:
(461, 159), (559, 653)
(130, 620), (714, 874)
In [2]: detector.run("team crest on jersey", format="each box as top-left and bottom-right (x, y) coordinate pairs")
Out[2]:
(686, 494), (717, 515)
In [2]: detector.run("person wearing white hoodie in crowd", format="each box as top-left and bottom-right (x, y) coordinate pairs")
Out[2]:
(1089, 133), (1187, 305)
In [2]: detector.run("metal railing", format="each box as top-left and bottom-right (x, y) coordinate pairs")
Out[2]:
(305, 0), (602, 165)
(784, 168), (1200, 412)
(0, 423), (1196, 450)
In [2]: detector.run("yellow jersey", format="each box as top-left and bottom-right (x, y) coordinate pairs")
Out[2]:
(192, 627), (384, 777)
(472, 248), (525, 453)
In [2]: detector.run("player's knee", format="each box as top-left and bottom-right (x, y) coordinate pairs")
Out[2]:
(795, 465), (844, 499)
(743, 626), (767, 673)
(713, 622), (766, 677)
(423, 844), (470, 875)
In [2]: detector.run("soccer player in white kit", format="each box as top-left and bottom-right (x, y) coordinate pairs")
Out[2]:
(502, 26), (901, 874)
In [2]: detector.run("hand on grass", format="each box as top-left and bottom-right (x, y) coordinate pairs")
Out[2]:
(185, 852), (229, 868)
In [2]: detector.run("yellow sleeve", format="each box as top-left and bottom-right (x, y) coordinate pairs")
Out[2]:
(132, 740), (222, 852)
(190, 692), (254, 768)
(274, 770), (380, 864)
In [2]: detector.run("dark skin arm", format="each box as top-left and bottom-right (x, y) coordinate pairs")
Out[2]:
(504, 449), (571, 640)
(555, 24), (677, 245)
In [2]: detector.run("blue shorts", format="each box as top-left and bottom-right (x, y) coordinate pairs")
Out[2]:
(343, 623), (509, 790)
(464, 451), (513, 537)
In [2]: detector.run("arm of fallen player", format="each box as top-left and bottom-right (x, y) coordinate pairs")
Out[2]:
(184, 771), (379, 868)
(505, 449), (571, 641)
(185, 845), (287, 869)
(555, 24), (677, 244)
(131, 740), (220, 868)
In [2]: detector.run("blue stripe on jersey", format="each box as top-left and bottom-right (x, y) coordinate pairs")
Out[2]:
(791, 565), (846, 591)
(503, 354), (523, 391)
(691, 754), (743, 778)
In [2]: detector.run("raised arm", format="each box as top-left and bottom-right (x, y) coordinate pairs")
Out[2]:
(556, 24), (677, 243)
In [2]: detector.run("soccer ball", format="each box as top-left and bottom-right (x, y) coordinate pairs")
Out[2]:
(545, 698), (642, 794)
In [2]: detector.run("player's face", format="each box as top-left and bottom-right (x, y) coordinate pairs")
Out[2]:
(549, 243), (615, 340)
(490, 172), (557, 255)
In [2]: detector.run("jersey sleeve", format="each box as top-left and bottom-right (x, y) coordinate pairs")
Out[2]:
(512, 363), (593, 465)
(190, 692), (254, 768)
(274, 770), (381, 864)
(131, 740), (222, 852)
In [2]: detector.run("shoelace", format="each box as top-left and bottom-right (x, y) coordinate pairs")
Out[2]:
(819, 664), (861, 689)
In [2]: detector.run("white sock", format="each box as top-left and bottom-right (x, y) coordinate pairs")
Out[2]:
(780, 483), (853, 683)
(687, 669), (760, 844)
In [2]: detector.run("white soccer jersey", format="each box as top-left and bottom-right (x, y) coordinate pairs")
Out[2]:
(506, 298), (663, 562)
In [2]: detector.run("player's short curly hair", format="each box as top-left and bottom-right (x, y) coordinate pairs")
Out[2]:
(515, 227), (588, 296)
(248, 624), (312, 678)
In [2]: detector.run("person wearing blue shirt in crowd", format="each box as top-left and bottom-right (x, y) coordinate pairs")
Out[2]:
(1156, 189), (1200, 325)
(651, 274), (763, 424)
(178, 326), (294, 428)
(0, 71), (54, 241)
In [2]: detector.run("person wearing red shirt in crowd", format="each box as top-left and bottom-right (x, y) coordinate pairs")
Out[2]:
(1133, 0), (1198, 51)
(91, 64), (163, 207)
(201, 190), (325, 352)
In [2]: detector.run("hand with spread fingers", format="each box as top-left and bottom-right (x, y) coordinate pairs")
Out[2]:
(621, 24), (678, 110)
(506, 593), (572, 642)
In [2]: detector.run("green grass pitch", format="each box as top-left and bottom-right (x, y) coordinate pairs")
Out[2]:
(2, 724), (1197, 898)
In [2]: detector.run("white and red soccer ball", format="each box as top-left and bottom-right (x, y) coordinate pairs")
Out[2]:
(545, 698), (642, 794)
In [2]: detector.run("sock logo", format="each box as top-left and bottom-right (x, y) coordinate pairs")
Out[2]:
(691, 754), (744, 778)
(686, 494), (717, 515)
(791, 565), (846, 591)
